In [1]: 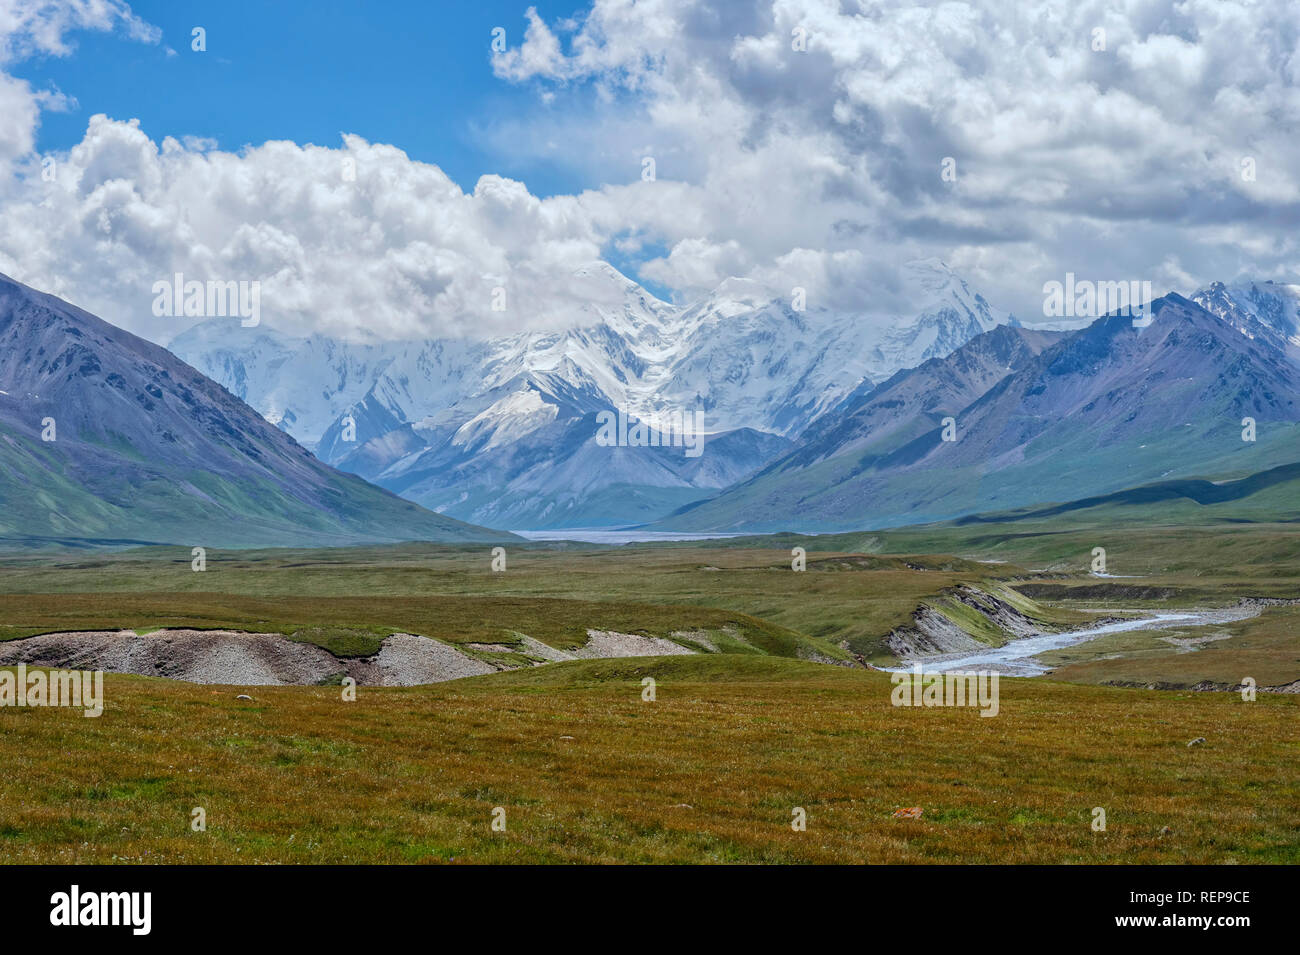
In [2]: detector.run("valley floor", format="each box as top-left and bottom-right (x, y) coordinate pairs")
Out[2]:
(0, 525), (1296, 864)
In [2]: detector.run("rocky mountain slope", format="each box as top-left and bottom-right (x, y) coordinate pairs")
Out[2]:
(171, 259), (1012, 528)
(656, 293), (1300, 532)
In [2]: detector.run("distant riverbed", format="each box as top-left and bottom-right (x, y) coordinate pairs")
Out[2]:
(884, 606), (1261, 676)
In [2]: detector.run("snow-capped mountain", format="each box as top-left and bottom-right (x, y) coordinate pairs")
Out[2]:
(169, 259), (1013, 528)
(655, 292), (1300, 533)
(643, 260), (1011, 438)
(1193, 279), (1300, 352)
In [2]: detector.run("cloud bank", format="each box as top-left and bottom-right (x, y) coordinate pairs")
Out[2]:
(0, 0), (1297, 341)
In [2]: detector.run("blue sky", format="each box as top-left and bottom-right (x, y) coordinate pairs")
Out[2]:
(15, 0), (591, 197)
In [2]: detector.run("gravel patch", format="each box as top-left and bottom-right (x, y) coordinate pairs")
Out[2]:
(0, 625), (699, 686)
(366, 632), (496, 686)
(517, 635), (577, 662)
(570, 629), (694, 658)
(0, 629), (341, 685)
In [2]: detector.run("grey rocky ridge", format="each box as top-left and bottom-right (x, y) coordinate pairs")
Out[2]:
(654, 291), (1300, 532)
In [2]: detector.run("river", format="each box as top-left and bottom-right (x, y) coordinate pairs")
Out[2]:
(882, 606), (1261, 676)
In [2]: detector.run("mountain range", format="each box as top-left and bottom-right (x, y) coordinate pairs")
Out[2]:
(7, 262), (1297, 546)
(655, 289), (1300, 532)
(172, 260), (1300, 535)
(171, 259), (1013, 529)
(0, 273), (513, 548)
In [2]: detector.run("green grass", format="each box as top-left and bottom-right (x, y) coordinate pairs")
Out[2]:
(0, 522), (1294, 864)
(0, 526), (1293, 680)
(928, 595), (1008, 646)
(0, 545), (1038, 662)
(286, 626), (397, 658)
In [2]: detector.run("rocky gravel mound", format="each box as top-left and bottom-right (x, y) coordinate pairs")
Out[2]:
(0, 629), (341, 685)
(0, 626), (700, 686)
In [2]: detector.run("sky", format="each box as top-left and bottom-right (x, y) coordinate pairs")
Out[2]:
(15, 0), (591, 197)
(0, 0), (1297, 343)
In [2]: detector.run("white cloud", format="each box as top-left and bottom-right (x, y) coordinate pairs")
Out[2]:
(0, 0), (155, 171)
(0, 0), (1298, 341)
(488, 0), (1300, 317)
(0, 117), (637, 341)
(0, 0), (157, 62)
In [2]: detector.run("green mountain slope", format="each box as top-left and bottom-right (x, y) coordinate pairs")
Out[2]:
(0, 273), (515, 549)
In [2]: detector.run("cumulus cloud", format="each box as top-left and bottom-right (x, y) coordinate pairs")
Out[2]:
(0, 117), (646, 341)
(490, 0), (1300, 318)
(0, 0), (157, 61)
(0, 2), (677, 342)
(0, 0), (1298, 340)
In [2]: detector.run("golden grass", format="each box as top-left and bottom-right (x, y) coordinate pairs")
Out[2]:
(1, 657), (1294, 864)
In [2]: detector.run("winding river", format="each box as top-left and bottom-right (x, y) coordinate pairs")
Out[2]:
(883, 606), (1261, 676)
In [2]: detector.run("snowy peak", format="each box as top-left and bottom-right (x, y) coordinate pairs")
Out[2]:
(904, 257), (974, 305)
(689, 277), (777, 316)
(170, 260), (1022, 528)
(570, 262), (677, 328)
(654, 292), (1300, 533)
(1193, 279), (1300, 349)
(904, 258), (1005, 324)
(451, 384), (560, 453)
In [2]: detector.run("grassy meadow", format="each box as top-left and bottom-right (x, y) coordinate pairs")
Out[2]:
(1, 657), (1295, 864)
(0, 519), (1296, 864)
(0, 541), (1098, 661)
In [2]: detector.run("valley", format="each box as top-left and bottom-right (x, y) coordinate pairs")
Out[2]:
(1, 492), (1296, 865)
(3, 0), (1297, 892)
(1, 259), (1297, 868)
